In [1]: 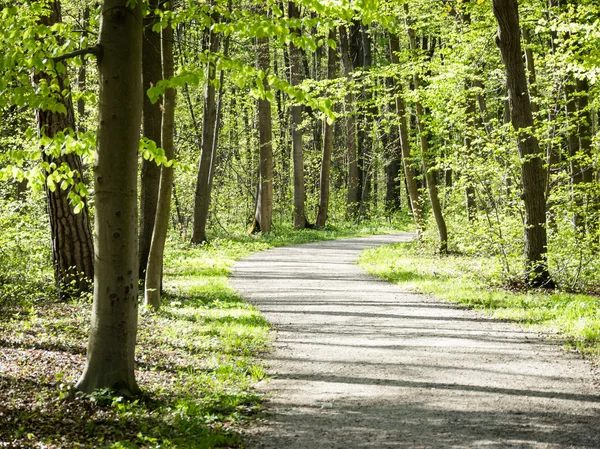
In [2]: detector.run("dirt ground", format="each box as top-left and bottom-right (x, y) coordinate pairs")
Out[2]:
(231, 234), (600, 449)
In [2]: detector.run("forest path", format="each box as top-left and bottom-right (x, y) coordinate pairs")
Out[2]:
(231, 233), (600, 449)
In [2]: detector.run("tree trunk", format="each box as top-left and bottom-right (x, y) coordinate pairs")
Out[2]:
(288, 1), (306, 229)
(251, 33), (274, 233)
(576, 78), (596, 233)
(492, 0), (553, 288)
(566, 77), (594, 231)
(566, 81), (583, 228)
(521, 27), (539, 114)
(138, 4), (162, 279)
(384, 77), (402, 213)
(208, 34), (229, 208)
(390, 34), (424, 233)
(191, 13), (221, 244)
(406, 20), (448, 254)
(356, 23), (372, 219)
(35, 0), (94, 300)
(76, 5), (89, 128)
(339, 26), (359, 218)
(144, 11), (175, 310)
(76, 0), (143, 395)
(464, 91), (477, 222)
(315, 29), (337, 228)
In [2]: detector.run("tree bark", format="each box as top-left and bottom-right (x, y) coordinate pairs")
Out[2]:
(566, 76), (594, 230)
(405, 14), (448, 252)
(251, 33), (274, 233)
(390, 34), (424, 233)
(76, 5), (89, 128)
(144, 10), (175, 310)
(288, 1), (307, 229)
(76, 0), (143, 395)
(315, 29), (337, 228)
(339, 26), (359, 218)
(35, 0), (94, 300)
(464, 90), (477, 222)
(492, 0), (553, 287)
(138, 4), (162, 279)
(384, 75), (402, 213)
(191, 13), (221, 244)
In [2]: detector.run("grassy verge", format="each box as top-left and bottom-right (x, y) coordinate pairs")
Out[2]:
(0, 221), (404, 448)
(359, 241), (600, 362)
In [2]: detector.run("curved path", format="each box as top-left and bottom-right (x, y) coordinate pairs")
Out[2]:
(231, 234), (600, 449)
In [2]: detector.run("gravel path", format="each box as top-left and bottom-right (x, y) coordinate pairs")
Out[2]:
(231, 234), (600, 449)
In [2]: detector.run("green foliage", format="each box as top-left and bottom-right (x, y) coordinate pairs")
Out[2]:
(0, 192), (54, 307)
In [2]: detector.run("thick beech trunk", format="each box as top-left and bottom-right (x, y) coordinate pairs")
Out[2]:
(251, 34), (274, 233)
(493, 0), (553, 287)
(191, 14), (221, 244)
(144, 13), (175, 310)
(36, 0), (94, 299)
(139, 5), (162, 279)
(390, 34), (423, 233)
(288, 1), (307, 229)
(339, 26), (359, 218)
(315, 29), (337, 228)
(76, 0), (143, 395)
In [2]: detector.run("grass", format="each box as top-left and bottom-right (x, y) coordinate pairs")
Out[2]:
(0, 218), (406, 448)
(359, 241), (600, 362)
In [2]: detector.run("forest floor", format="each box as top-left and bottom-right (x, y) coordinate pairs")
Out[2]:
(232, 233), (600, 449)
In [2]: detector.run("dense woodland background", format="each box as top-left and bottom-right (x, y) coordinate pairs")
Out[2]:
(1, 0), (600, 446)
(0, 0), (599, 401)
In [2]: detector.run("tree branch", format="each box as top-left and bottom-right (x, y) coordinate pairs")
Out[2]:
(53, 45), (103, 63)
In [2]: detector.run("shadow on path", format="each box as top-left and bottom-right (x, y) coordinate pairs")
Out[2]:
(232, 233), (600, 449)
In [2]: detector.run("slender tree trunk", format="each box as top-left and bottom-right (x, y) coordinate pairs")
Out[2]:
(492, 0), (553, 287)
(405, 13), (447, 252)
(35, 0), (94, 299)
(339, 26), (359, 218)
(191, 13), (221, 244)
(464, 91), (477, 222)
(144, 9), (175, 310)
(207, 35), (229, 217)
(315, 29), (337, 228)
(384, 75), (402, 213)
(577, 78), (593, 186)
(357, 23), (374, 219)
(390, 34), (424, 233)
(473, 78), (493, 137)
(277, 42), (291, 213)
(76, 0), (143, 395)
(566, 77), (594, 231)
(77, 5), (89, 128)
(522, 27), (539, 115)
(139, 3), (162, 279)
(288, 1), (306, 229)
(576, 78), (596, 233)
(251, 34), (274, 233)
(566, 81), (583, 228)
